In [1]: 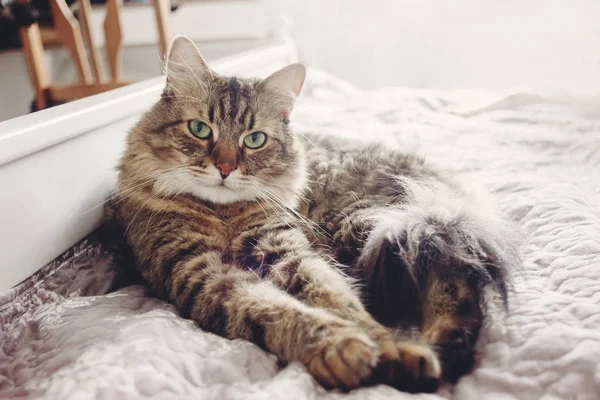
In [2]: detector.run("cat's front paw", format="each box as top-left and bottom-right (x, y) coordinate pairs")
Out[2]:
(375, 342), (441, 393)
(302, 326), (379, 390)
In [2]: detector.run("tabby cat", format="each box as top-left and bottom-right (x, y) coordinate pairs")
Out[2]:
(107, 36), (516, 392)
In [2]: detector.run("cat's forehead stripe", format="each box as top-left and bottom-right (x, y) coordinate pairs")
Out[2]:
(228, 78), (241, 121)
(248, 113), (255, 131)
(237, 103), (255, 132)
(238, 104), (250, 125)
(218, 98), (226, 120)
(209, 77), (256, 130)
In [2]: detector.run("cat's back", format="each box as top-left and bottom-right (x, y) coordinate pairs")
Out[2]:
(298, 133), (434, 204)
(300, 133), (428, 176)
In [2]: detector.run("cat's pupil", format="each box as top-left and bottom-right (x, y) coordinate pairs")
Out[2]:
(252, 132), (258, 142)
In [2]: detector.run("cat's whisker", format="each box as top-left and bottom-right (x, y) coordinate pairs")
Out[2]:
(250, 188), (298, 230)
(80, 166), (188, 216)
(252, 177), (296, 192)
(256, 166), (315, 196)
(246, 187), (295, 230)
(123, 192), (159, 236)
(118, 165), (188, 192)
(349, 190), (368, 208)
(252, 186), (329, 240)
(83, 177), (154, 213)
(294, 131), (318, 148)
(114, 167), (190, 200)
(259, 186), (319, 225)
(123, 167), (191, 235)
(252, 175), (312, 203)
(144, 175), (187, 235)
(250, 192), (271, 220)
(259, 193), (308, 228)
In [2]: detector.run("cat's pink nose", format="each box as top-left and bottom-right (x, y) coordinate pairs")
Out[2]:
(216, 162), (235, 179)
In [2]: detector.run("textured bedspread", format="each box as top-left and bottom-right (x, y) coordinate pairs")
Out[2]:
(1, 70), (599, 399)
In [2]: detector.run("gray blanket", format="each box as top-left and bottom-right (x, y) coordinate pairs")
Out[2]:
(2, 70), (599, 399)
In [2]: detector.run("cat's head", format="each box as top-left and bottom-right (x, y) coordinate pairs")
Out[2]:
(121, 36), (307, 206)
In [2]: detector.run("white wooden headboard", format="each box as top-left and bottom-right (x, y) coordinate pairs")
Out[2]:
(0, 40), (298, 291)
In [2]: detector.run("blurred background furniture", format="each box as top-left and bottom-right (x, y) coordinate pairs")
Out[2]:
(16, 0), (171, 111)
(0, 0), (273, 121)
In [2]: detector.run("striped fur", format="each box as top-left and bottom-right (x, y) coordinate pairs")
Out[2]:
(110, 37), (442, 392)
(109, 37), (516, 391)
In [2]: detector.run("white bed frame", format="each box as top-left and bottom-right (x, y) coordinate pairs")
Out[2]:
(0, 39), (299, 291)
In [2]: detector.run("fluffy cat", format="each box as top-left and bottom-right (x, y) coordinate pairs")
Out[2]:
(106, 36), (517, 392)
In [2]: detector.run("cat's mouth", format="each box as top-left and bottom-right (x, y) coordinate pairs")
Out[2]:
(202, 180), (237, 191)
(191, 172), (237, 190)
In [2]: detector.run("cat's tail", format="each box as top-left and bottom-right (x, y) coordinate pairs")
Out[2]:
(355, 176), (521, 324)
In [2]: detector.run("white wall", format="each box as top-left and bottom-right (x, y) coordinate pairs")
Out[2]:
(3, 0), (598, 122)
(269, 0), (600, 94)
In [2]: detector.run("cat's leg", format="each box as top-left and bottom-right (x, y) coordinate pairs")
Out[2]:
(238, 227), (441, 392)
(275, 253), (441, 392)
(168, 251), (379, 390)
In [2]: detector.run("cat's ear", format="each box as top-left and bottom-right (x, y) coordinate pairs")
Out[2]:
(259, 63), (306, 119)
(165, 36), (212, 84)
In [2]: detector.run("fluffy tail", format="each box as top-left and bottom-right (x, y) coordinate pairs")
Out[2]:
(355, 177), (520, 325)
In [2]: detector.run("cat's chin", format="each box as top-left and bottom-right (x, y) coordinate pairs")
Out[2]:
(189, 183), (258, 205)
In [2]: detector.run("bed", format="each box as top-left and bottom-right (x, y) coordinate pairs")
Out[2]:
(1, 40), (599, 399)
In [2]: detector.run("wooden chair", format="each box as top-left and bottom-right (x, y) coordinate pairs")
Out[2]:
(19, 0), (171, 111)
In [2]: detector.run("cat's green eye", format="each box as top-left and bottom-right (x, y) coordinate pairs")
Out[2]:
(243, 132), (267, 149)
(188, 120), (212, 139)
